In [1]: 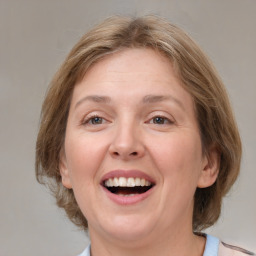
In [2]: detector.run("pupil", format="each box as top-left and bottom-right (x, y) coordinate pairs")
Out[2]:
(92, 117), (102, 124)
(154, 117), (164, 124)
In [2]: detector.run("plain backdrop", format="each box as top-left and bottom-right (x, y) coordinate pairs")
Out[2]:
(0, 0), (255, 255)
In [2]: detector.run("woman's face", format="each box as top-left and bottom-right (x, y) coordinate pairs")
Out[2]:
(60, 48), (217, 244)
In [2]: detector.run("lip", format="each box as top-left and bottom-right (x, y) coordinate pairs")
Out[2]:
(101, 169), (156, 205)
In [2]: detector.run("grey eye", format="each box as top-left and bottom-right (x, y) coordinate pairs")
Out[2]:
(152, 116), (168, 124)
(90, 117), (103, 124)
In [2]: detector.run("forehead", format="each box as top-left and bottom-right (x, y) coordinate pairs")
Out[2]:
(71, 48), (193, 109)
(91, 48), (172, 75)
(74, 48), (182, 91)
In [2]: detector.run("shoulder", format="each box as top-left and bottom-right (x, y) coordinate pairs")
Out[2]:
(219, 241), (255, 256)
(203, 234), (255, 256)
(77, 245), (91, 256)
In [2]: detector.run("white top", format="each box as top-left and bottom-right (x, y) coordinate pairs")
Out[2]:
(78, 245), (90, 256)
(78, 234), (222, 256)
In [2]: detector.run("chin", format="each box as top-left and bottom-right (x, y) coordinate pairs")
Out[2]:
(94, 214), (156, 243)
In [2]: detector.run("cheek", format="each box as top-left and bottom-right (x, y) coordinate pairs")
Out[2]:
(64, 133), (107, 187)
(144, 133), (204, 222)
(63, 134), (108, 216)
(150, 133), (203, 186)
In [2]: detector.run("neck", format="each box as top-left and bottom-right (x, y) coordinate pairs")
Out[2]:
(89, 223), (206, 256)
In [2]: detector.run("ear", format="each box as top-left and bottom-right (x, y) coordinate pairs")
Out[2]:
(197, 146), (220, 188)
(59, 148), (72, 189)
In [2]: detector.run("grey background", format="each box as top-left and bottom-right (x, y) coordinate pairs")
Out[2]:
(0, 0), (255, 255)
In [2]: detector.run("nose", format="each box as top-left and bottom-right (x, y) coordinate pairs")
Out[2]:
(109, 120), (145, 160)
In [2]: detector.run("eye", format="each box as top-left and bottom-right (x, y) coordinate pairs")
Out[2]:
(83, 115), (106, 125)
(90, 116), (103, 125)
(149, 115), (173, 125)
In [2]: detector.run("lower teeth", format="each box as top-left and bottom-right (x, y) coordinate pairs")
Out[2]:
(117, 193), (138, 197)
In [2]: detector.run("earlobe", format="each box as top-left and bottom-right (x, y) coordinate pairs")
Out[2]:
(59, 149), (72, 189)
(197, 146), (220, 188)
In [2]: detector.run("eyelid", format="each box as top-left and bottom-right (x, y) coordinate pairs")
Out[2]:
(81, 112), (109, 126)
(83, 115), (105, 125)
(149, 116), (173, 125)
(146, 111), (176, 125)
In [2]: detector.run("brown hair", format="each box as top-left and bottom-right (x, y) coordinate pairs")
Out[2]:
(36, 15), (242, 231)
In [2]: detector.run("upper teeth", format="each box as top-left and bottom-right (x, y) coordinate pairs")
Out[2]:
(104, 177), (151, 187)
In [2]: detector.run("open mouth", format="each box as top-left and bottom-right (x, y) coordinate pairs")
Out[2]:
(103, 177), (154, 196)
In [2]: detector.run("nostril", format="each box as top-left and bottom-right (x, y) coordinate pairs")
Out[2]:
(110, 149), (141, 158)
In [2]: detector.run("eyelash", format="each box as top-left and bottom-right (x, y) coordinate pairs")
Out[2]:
(148, 115), (174, 125)
(82, 114), (106, 125)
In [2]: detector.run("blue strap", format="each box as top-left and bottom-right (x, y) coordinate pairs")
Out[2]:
(203, 234), (220, 256)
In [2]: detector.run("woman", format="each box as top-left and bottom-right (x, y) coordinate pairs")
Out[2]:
(36, 15), (255, 256)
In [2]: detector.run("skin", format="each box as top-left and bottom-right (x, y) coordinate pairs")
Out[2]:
(60, 48), (219, 256)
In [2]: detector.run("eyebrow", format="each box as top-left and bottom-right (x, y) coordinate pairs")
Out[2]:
(142, 95), (185, 110)
(75, 95), (111, 109)
(75, 94), (184, 110)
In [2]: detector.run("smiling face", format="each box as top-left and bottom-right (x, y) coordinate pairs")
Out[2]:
(60, 48), (218, 246)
